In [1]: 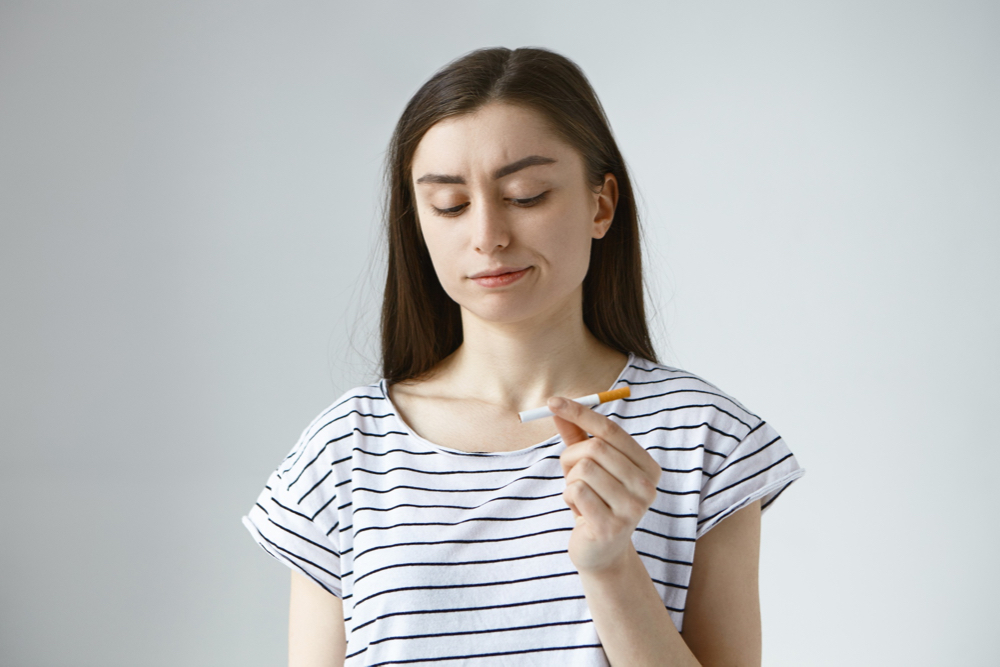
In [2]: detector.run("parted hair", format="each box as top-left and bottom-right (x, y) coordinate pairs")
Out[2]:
(380, 46), (657, 384)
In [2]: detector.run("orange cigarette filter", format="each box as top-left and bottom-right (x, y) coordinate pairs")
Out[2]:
(597, 387), (631, 403)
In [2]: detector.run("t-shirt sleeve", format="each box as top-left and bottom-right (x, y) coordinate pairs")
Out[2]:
(696, 419), (805, 539)
(241, 421), (344, 598)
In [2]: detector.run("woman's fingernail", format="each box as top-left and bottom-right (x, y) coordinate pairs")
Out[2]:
(549, 397), (566, 410)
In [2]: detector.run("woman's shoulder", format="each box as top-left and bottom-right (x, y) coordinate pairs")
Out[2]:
(290, 381), (396, 452)
(617, 356), (764, 431)
(620, 357), (805, 531)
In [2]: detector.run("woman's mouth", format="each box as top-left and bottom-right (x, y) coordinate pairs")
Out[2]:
(470, 267), (531, 288)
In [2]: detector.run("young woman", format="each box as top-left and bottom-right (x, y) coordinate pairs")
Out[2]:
(243, 47), (805, 667)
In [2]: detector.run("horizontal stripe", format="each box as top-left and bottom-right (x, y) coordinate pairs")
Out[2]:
(352, 594), (589, 632)
(244, 517), (342, 584)
(350, 459), (560, 478)
(265, 516), (340, 558)
(624, 373), (712, 385)
(629, 421), (742, 443)
(625, 387), (760, 420)
(352, 507), (569, 538)
(647, 506), (698, 519)
(298, 469), (332, 503)
(649, 576), (689, 591)
(346, 447), (442, 460)
(701, 452), (795, 504)
(655, 485), (701, 496)
(351, 479), (564, 496)
(354, 571), (578, 608)
(636, 548), (694, 568)
(608, 402), (753, 430)
(363, 643), (604, 666)
(284, 431), (353, 481)
(634, 526), (696, 543)
(367, 617), (592, 646)
(354, 549), (569, 586)
(657, 464), (702, 474)
(350, 492), (564, 516)
(353, 526), (573, 561)
(351, 491), (565, 516)
(242, 354), (804, 666)
(270, 489), (338, 522)
(704, 435), (780, 480)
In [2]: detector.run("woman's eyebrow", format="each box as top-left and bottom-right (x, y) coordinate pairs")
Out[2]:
(415, 155), (557, 185)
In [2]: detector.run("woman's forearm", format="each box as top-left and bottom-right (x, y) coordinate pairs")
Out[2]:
(578, 545), (701, 667)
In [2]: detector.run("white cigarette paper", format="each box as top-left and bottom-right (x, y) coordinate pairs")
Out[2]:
(518, 387), (631, 423)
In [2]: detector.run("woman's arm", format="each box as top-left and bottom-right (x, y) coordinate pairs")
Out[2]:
(578, 501), (762, 667)
(289, 570), (346, 667)
(681, 500), (762, 665)
(548, 396), (763, 666)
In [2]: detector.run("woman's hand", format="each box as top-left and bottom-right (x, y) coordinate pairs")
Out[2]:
(548, 396), (662, 574)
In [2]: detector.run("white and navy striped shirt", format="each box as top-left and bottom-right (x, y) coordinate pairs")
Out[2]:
(242, 354), (805, 666)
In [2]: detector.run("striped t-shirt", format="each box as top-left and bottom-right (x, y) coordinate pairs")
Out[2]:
(242, 354), (805, 666)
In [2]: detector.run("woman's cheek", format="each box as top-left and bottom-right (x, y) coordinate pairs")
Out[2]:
(546, 222), (593, 284)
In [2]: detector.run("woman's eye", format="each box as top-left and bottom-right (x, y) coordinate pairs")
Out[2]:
(432, 203), (469, 216)
(430, 192), (547, 217)
(510, 192), (548, 207)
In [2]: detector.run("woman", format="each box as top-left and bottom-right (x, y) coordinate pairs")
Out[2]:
(243, 46), (805, 666)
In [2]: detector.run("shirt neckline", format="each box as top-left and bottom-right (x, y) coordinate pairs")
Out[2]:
(379, 352), (637, 457)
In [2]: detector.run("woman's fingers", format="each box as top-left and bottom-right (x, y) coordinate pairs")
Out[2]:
(549, 395), (661, 539)
(564, 455), (645, 522)
(563, 478), (612, 526)
(551, 413), (589, 449)
(560, 433), (659, 507)
(549, 396), (662, 484)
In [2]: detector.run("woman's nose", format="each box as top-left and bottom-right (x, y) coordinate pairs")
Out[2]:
(471, 200), (510, 253)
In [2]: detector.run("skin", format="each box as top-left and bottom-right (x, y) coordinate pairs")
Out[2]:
(288, 102), (763, 666)
(393, 101), (628, 444)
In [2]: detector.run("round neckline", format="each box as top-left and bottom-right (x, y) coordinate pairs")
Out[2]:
(379, 352), (636, 457)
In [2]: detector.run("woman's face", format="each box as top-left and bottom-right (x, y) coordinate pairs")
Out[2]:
(410, 103), (617, 327)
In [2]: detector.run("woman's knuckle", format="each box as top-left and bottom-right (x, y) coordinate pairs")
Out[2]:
(588, 438), (607, 457)
(597, 422), (618, 441)
(638, 476), (657, 502)
(628, 498), (649, 521)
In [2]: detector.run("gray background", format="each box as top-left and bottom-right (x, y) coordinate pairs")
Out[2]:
(1, 1), (997, 665)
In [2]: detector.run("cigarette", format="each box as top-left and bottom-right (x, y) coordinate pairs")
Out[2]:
(518, 387), (631, 423)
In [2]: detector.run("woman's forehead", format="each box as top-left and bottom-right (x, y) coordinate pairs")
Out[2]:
(411, 104), (579, 179)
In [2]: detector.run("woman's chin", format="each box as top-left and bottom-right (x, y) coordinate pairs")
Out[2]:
(460, 305), (533, 326)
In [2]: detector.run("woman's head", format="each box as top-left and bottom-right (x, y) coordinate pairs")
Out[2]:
(410, 102), (618, 336)
(381, 46), (656, 383)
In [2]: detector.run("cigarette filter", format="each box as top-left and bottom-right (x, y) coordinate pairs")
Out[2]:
(518, 386), (631, 423)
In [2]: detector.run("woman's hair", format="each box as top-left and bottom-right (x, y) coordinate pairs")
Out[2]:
(380, 46), (657, 384)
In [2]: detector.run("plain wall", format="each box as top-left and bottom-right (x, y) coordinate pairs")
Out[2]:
(1, 1), (997, 665)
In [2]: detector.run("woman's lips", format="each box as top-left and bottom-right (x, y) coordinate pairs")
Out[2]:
(470, 267), (530, 287)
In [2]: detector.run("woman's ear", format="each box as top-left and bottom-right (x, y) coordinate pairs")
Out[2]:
(592, 173), (618, 239)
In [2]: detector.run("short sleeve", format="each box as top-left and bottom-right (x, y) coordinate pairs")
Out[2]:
(696, 419), (805, 539)
(241, 424), (344, 597)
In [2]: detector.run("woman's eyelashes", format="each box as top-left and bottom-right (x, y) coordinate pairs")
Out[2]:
(433, 202), (468, 216)
(511, 192), (548, 207)
(431, 191), (549, 217)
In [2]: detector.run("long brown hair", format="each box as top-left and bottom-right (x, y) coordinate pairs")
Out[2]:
(380, 46), (657, 384)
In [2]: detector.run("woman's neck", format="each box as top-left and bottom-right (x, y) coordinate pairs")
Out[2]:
(422, 303), (629, 414)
